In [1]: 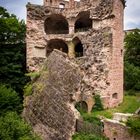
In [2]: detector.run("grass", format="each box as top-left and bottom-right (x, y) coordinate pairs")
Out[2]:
(72, 133), (108, 140)
(82, 94), (140, 119)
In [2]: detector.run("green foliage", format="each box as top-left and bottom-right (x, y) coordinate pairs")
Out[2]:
(0, 112), (41, 140)
(26, 72), (40, 81)
(0, 6), (29, 94)
(82, 115), (102, 126)
(126, 89), (136, 96)
(0, 7), (25, 44)
(93, 95), (104, 111)
(24, 83), (33, 96)
(0, 85), (22, 115)
(124, 29), (140, 90)
(91, 110), (113, 119)
(124, 62), (140, 91)
(72, 133), (108, 140)
(126, 116), (140, 137)
(125, 29), (140, 67)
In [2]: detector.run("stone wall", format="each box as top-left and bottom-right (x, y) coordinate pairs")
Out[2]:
(103, 119), (134, 140)
(26, 0), (124, 107)
(24, 0), (126, 139)
(23, 50), (82, 140)
(103, 113), (140, 140)
(71, 27), (112, 108)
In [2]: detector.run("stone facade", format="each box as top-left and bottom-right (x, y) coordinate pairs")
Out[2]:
(26, 0), (124, 108)
(25, 0), (125, 139)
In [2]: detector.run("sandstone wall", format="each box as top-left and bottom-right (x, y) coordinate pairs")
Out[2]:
(23, 50), (82, 140)
(103, 119), (135, 140)
(26, 0), (124, 109)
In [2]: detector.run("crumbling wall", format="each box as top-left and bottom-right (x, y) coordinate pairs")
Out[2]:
(103, 119), (134, 140)
(71, 27), (112, 108)
(26, 0), (124, 107)
(23, 50), (83, 140)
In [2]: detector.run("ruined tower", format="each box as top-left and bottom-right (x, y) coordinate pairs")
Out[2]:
(25, 0), (125, 139)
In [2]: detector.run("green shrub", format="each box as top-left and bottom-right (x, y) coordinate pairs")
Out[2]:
(83, 115), (102, 126)
(0, 112), (40, 140)
(93, 95), (104, 111)
(126, 116), (140, 137)
(72, 133), (108, 140)
(0, 85), (22, 115)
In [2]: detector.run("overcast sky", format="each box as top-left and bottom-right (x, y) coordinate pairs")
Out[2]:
(0, 0), (140, 30)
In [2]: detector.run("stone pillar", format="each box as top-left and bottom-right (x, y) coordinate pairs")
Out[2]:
(68, 19), (75, 34)
(69, 25), (75, 34)
(67, 41), (75, 58)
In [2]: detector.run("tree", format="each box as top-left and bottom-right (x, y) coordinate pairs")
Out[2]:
(0, 85), (22, 115)
(125, 29), (140, 67)
(124, 29), (140, 91)
(0, 6), (28, 95)
(0, 112), (40, 140)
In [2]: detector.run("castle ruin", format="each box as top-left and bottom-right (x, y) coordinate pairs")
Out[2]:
(25, 0), (125, 139)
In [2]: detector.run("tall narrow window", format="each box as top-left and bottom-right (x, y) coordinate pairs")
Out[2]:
(72, 37), (83, 57)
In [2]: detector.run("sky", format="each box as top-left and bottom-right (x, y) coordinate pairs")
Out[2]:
(0, 0), (140, 30)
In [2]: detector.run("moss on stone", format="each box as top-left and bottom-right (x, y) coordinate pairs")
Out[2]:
(24, 83), (33, 96)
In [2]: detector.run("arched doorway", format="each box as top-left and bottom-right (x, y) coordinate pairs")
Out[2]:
(75, 11), (92, 32)
(72, 37), (83, 57)
(46, 39), (68, 56)
(44, 14), (69, 34)
(75, 101), (88, 113)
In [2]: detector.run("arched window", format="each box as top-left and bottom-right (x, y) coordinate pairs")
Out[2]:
(46, 39), (68, 56)
(75, 11), (92, 32)
(44, 14), (69, 34)
(72, 37), (83, 57)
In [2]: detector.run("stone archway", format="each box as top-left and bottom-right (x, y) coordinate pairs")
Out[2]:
(75, 11), (92, 32)
(46, 39), (68, 56)
(44, 14), (69, 34)
(75, 101), (88, 113)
